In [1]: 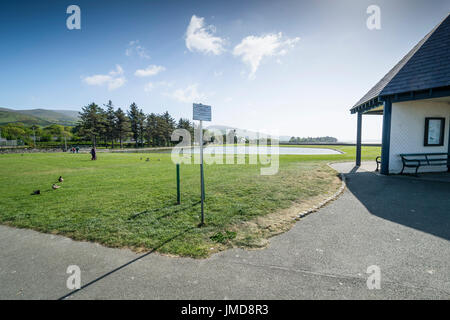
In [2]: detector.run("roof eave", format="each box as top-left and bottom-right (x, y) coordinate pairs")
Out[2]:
(349, 97), (383, 114)
(350, 85), (450, 114)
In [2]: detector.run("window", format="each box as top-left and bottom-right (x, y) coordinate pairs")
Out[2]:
(424, 117), (445, 146)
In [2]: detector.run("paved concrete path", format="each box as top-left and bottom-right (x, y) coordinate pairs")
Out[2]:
(1, 162), (449, 299)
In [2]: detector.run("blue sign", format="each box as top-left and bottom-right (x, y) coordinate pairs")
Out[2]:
(193, 103), (212, 121)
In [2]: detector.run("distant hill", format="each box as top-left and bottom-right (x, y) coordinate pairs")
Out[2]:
(17, 109), (79, 125)
(0, 108), (51, 126)
(0, 107), (79, 126)
(52, 110), (80, 119)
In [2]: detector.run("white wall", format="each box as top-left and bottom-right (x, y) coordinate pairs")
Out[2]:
(389, 100), (450, 173)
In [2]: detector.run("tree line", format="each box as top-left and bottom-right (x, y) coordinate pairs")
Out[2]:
(75, 101), (194, 148)
(288, 136), (338, 143)
(0, 123), (71, 146)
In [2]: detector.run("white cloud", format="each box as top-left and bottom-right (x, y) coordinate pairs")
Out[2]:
(108, 77), (126, 90)
(109, 65), (124, 76)
(83, 65), (126, 90)
(134, 65), (166, 77)
(144, 81), (173, 93)
(83, 75), (110, 86)
(144, 82), (154, 92)
(233, 32), (300, 79)
(170, 84), (206, 103)
(125, 40), (150, 59)
(156, 81), (174, 87)
(185, 15), (225, 55)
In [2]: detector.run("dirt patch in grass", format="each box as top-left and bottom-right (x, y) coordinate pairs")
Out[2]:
(207, 171), (343, 254)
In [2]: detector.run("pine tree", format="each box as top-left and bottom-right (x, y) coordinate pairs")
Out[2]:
(138, 109), (146, 147)
(115, 108), (130, 148)
(162, 111), (175, 146)
(104, 100), (117, 148)
(154, 115), (167, 147)
(78, 102), (106, 147)
(145, 113), (157, 147)
(128, 103), (140, 147)
(177, 118), (194, 143)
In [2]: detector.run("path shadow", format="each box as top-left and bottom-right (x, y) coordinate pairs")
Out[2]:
(58, 226), (196, 300)
(344, 171), (450, 241)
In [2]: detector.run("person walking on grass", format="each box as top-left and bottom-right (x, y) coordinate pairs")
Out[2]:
(90, 147), (97, 160)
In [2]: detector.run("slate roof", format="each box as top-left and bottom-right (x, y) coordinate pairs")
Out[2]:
(350, 13), (450, 112)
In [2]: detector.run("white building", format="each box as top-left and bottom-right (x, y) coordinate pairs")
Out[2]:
(350, 14), (450, 175)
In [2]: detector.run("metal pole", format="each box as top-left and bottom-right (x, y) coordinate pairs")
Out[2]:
(200, 120), (205, 225)
(380, 99), (392, 175)
(447, 125), (450, 172)
(356, 111), (362, 166)
(176, 163), (180, 204)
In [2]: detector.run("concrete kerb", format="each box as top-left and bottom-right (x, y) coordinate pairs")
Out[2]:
(294, 162), (347, 220)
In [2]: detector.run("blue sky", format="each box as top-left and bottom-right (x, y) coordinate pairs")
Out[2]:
(0, 0), (448, 141)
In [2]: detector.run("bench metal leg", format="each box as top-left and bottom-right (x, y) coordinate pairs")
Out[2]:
(415, 166), (419, 176)
(400, 164), (405, 175)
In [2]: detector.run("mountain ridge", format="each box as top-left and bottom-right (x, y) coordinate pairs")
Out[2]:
(0, 107), (79, 126)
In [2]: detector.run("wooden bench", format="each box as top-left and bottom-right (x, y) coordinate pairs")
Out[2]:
(375, 156), (381, 172)
(399, 153), (450, 175)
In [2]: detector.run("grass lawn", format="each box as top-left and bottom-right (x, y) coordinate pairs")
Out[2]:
(0, 145), (380, 258)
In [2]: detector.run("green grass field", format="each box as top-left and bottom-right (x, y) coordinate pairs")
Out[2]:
(0, 145), (380, 257)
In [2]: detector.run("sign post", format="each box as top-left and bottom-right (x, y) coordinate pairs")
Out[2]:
(176, 163), (181, 205)
(193, 103), (211, 226)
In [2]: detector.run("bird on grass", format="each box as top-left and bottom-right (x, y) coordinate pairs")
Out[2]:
(31, 190), (40, 195)
(52, 184), (61, 190)
(146, 158), (150, 162)
(58, 176), (64, 182)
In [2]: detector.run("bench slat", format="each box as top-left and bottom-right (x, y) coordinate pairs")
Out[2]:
(398, 153), (449, 175)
